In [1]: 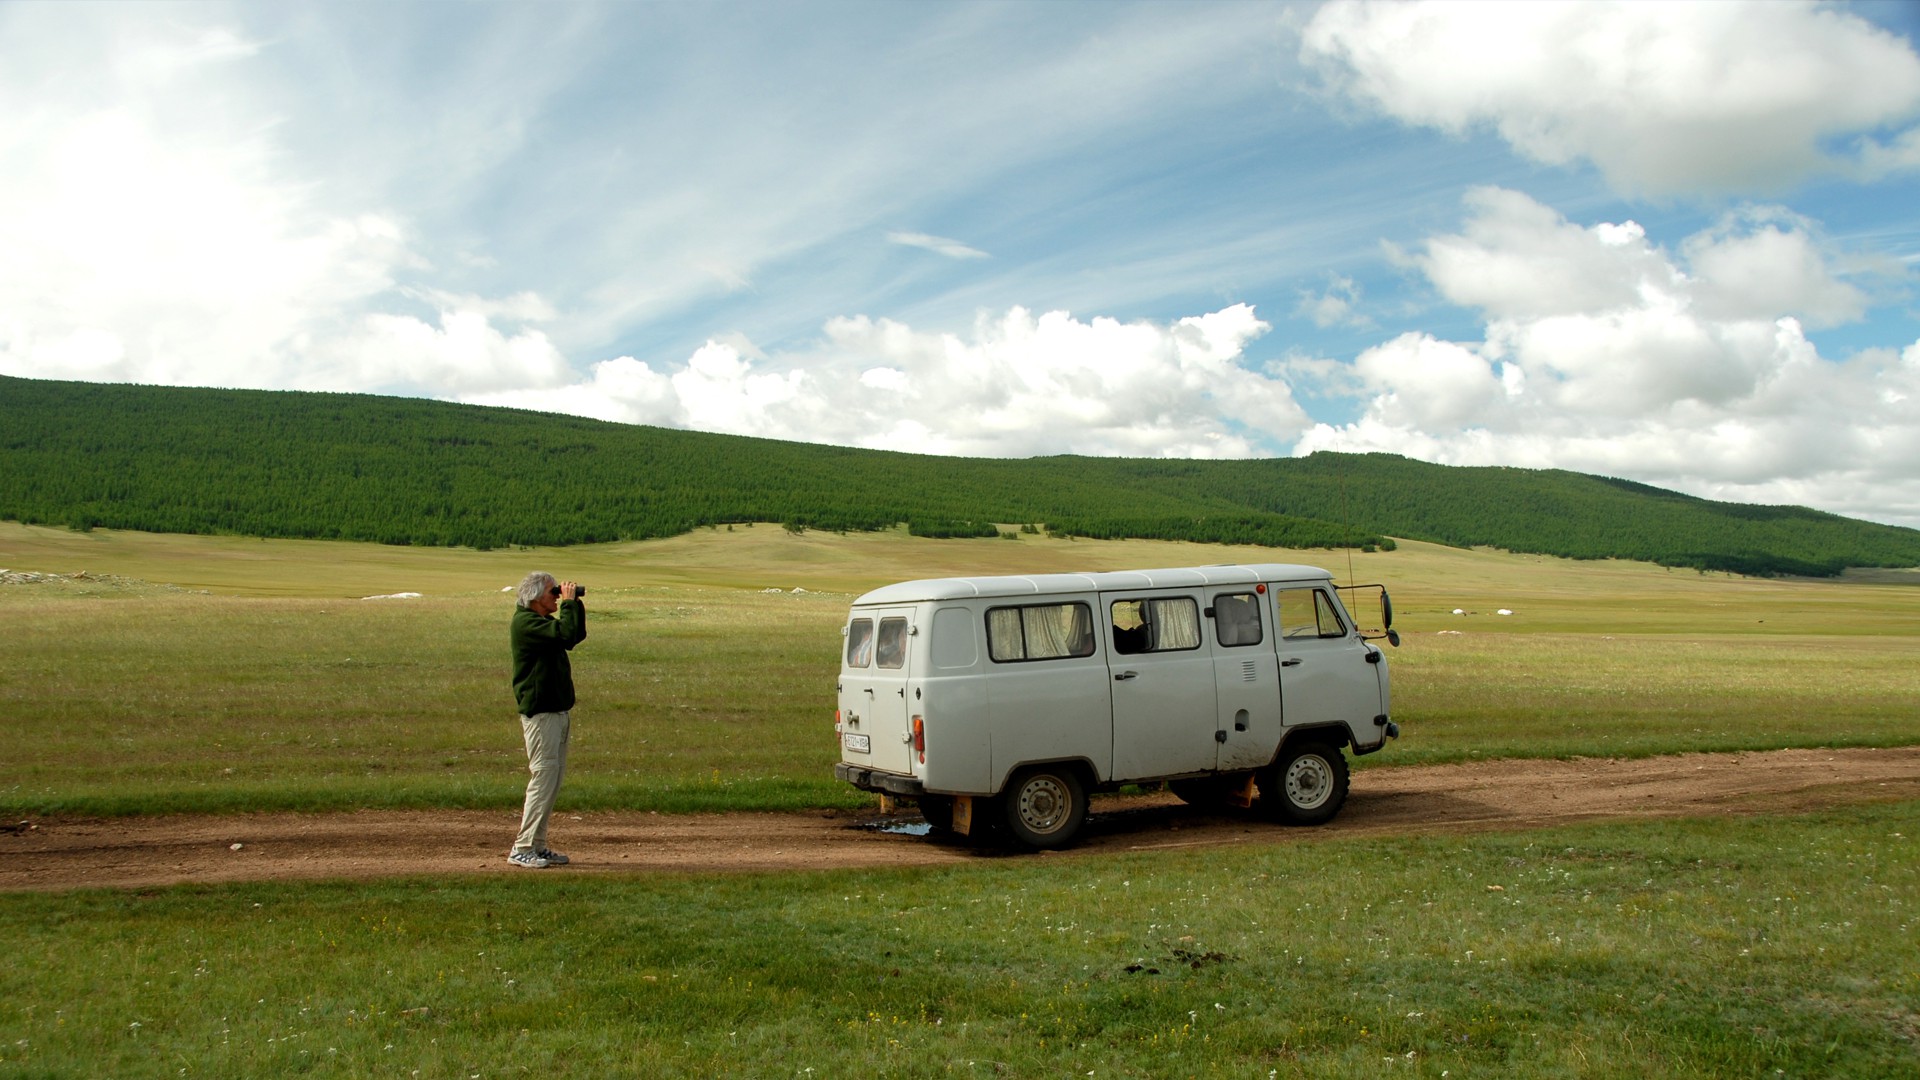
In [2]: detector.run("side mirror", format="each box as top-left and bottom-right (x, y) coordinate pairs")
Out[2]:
(1386, 628), (1401, 648)
(1381, 589), (1394, 631)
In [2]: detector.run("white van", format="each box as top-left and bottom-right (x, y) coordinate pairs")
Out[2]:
(833, 563), (1399, 849)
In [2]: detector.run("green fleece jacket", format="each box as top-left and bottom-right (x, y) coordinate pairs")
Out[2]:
(510, 600), (587, 716)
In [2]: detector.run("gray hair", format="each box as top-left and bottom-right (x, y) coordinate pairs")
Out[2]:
(515, 571), (556, 608)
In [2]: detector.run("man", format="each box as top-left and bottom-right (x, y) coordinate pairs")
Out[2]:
(508, 571), (587, 868)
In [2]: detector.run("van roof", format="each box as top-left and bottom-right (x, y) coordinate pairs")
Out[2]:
(851, 563), (1336, 605)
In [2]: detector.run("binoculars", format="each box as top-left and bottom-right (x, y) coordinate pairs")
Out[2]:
(548, 584), (586, 598)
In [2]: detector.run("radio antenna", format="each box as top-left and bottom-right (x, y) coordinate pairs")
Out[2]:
(1339, 454), (1356, 587)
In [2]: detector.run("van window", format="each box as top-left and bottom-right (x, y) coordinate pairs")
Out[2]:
(987, 602), (1095, 663)
(846, 618), (874, 667)
(1212, 592), (1263, 647)
(876, 618), (909, 669)
(1110, 597), (1202, 655)
(931, 607), (978, 670)
(1275, 587), (1347, 640)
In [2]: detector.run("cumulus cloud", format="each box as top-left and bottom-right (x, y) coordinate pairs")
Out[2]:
(0, 11), (582, 401)
(1301, 0), (1920, 196)
(313, 308), (573, 396)
(1299, 188), (1920, 527)
(462, 303), (1312, 459)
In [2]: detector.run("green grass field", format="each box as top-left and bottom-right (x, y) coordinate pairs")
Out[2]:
(3, 522), (1916, 1077)
(3, 809), (1914, 1078)
(2, 522), (1915, 815)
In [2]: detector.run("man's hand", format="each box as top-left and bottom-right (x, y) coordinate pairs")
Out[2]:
(559, 581), (581, 601)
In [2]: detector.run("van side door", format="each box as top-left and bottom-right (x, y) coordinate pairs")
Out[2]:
(983, 598), (1109, 787)
(1208, 588), (1283, 770)
(1105, 589), (1218, 781)
(1271, 585), (1384, 739)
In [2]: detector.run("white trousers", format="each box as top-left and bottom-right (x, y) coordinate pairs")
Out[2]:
(513, 710), (570, 855)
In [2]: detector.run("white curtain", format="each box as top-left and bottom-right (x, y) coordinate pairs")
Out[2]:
(1024, 603), (1090, 658)
(990, 603), (1092, 660)
(1149, 598), (1201, 650)
(988, 608), (1025, 661)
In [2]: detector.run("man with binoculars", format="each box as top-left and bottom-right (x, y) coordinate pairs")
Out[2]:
(507, 572), (588, 868)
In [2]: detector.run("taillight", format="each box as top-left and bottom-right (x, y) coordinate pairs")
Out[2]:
(834, 709), (842, 735)
(912, 714), (925, 764)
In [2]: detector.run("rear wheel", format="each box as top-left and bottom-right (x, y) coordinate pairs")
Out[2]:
(1001, 766), (1088, 850)
(1258, 742), (1349, 825)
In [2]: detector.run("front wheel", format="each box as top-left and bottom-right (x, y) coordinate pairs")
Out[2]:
(1001, 766), (1089, 850)
(1258, 743), (1349, 825)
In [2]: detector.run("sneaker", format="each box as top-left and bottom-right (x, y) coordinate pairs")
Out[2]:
(507, 850), (550, 869)
(536, 848), (569, 865)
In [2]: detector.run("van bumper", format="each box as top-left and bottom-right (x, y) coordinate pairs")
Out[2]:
(835, 762), (926, 797)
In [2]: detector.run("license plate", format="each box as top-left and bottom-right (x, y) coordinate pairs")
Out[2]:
(842, 732), (871, 754)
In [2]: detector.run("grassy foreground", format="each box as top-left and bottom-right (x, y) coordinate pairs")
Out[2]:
(2, 522), (1917, 816)
(4, 523), (1918, 1078)
(3, 806), (1915, 1078)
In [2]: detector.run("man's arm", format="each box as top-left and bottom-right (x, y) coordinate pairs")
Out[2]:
(514, 604), (587, 648)
(554, 598), (586, 647)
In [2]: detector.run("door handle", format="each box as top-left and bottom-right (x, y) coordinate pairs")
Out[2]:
(1281, 658), (1303, 667)
(1114, 671), (1138, 681)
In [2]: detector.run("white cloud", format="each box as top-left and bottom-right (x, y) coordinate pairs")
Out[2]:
(316, 309), (573, 396)
(465, 355), (676, 424)
(1295, 273), (1369, 328)
(464, 303), (1311, 459)
(0, 8), (594, 402)
(888, 232), (990, 260)
(1352, 332), (1507, 430)
(1681, 210), (1868, 327)
(0, 12), (421, 391)
(1411, 187), (1671, 319)
(1300, 189), (1920, 527)
(1301, 0), (1920, 196)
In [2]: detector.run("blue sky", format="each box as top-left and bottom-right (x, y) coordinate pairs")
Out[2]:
(4, 1), (1919, 526)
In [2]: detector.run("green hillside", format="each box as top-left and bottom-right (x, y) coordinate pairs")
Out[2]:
(3, 375), (1916, 576)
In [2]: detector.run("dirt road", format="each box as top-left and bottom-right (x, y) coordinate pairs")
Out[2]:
(5, 747), (1916, 892)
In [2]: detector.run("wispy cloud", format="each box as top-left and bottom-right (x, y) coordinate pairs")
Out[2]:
(2, 1), (1918, 528)
(1295, 274), (1370, 329)
(888, 232), (990, 260)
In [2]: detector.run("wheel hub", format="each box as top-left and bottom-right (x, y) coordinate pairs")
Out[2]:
(1018, 778), (1069, 833)
(1286, 755), (1332, 810)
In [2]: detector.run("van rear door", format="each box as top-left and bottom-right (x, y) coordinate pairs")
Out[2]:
(1105, 589), (1218, 781)
(839, 608), (915, 776)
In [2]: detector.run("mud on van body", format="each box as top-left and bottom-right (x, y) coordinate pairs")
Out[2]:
(833, 563), (1398, 849)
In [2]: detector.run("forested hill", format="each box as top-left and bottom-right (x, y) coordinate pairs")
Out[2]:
(4, 375), (1917, 577)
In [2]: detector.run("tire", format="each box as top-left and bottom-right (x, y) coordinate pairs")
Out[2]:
(917, 795), (955, 832)
(1001, 766), (1088, 850)
(1258, 742), (1349, 825)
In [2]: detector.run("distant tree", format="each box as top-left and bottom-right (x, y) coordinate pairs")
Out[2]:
(1, 376), (1914, 574)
